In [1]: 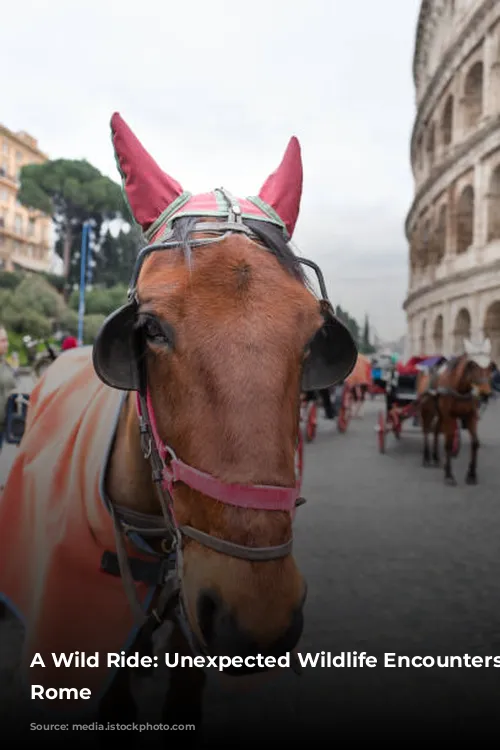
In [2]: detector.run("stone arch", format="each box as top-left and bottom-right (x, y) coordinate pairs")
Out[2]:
(453, 307), (471, 354)
(435, 204), (447, 263)
(426, 123), (435, 168)
(441, 95), (453, 146)
(456, 185), (474, 253)
(463, 61), (483, 129)
(419, 319), (427, 355)
(487, 164), (500, 242)
(433, 314), (444, 352)
(483, 301), (500, 363)
(419, 218), (431, 269)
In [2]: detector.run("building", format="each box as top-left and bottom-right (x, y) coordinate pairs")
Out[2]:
(0, 123), (53, 274)
(403, 0), (500, 363)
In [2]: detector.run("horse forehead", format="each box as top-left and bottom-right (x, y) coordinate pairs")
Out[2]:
(138, 239), (316, 317)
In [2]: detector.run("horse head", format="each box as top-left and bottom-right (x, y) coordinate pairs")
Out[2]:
(93, 114), (357, 669)
(462, 338), (492, 399)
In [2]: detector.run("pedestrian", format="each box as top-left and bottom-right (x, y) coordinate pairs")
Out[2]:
(0, 325), (17, 454)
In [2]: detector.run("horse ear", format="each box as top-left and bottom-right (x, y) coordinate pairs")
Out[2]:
(110, 112), (184, 233)
(258, 137), (303, 238)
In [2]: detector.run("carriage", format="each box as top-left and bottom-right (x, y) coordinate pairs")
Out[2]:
(369, 353), (394, 397)
(300, 383), (350, 443)
(336, 353), (373, 431)
(376, 354), (460, 455)
(300, 380), (353, 442)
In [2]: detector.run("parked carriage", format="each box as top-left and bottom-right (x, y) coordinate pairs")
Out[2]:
(376, 355), (460, 456)
(369, 353), (394, 397)
(300, 380), (353, 441)
(336, 353), (373, 431)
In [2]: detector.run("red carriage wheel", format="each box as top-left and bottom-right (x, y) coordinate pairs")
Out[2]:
(305, 402), (317, 442)
(377, 410), (386, 453)
(393, 412), (402, 440)
(337, 385), (352, 433)
(451, 419), (460, 457)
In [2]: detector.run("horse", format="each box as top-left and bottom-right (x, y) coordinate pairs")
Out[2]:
(416, 338), (492, 486)
(0, 113), (357, 737)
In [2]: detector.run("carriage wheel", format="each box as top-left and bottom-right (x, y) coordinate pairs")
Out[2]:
(337, 386), (352, 433)
(451, 420), (460, 457)
(377, 411), (386, 453)
(305, 402), (317, 442)
(393, 412), (402, 440)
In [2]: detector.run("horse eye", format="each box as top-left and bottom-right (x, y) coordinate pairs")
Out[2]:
(140, 316), (172, 346)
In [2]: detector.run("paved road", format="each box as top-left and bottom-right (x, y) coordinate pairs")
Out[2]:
(1, 388), (499, 738)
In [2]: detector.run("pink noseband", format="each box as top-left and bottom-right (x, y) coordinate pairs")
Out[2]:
(136, 390), (302, 513)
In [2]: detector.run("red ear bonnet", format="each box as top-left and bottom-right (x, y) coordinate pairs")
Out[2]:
(111, 113), (302, 239)
(110, 112), (184, 232)
(257, 136), (303, 238)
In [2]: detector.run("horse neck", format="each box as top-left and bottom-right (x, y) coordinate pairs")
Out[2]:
(446, 355), (471, 394)
(105, 392), (159, 515)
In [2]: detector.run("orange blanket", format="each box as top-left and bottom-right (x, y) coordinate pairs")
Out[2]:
(346, 354), (372, 387)
(0, 347), (154, 713)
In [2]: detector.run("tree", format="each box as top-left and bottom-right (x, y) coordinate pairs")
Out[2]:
(335, 304), (360, 345)
(93, 224), (142, 287)
(69, 284), (128, 316)
(0, 276), (65, 337)
(18, 159), (126, 289)
(82, 314), (106, 344)
(360, 314), (376, 354)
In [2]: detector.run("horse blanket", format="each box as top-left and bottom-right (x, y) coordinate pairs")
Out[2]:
(0, 347), (155, 713)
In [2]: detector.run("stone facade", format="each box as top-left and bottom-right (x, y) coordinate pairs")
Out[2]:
(0, 124), (52, 274)
(404, 0), (500, 364)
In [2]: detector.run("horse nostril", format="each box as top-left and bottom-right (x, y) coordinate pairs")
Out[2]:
(197, 589), (221, 646)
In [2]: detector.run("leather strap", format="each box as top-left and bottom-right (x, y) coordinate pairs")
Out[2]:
(179, 525), (293, 561)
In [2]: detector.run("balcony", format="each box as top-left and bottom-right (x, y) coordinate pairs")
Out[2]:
(0, 169), (19, 189)
(0, 219), (49, 250)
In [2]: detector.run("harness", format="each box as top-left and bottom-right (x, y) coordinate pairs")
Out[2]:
(419, 358), (490, 403)
(95, 189), (355, 669)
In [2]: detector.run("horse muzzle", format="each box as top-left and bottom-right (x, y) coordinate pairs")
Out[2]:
(194, 584), (306, 674)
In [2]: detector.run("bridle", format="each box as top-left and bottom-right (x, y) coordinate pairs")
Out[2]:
(100, 192), (324, 661)
(434, 356), (492, 400)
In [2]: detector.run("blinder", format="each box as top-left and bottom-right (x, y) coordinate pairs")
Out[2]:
(301, 300), (357, 390)
(93, 229), (358, 392)
(93, 298), (142, 391)
(297, 257), (357, 390)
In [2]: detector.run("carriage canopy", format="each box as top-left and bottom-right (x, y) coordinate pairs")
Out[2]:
(346, 353), (373, 386)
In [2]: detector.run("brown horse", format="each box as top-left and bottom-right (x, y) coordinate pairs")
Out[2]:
(416, 339), (492, 486)
(0, 113), (356, 736)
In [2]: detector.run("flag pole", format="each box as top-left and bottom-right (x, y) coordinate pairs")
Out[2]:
(77, 222), (90, 346)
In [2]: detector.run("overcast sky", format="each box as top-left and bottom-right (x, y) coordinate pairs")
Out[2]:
(2, 0), (421, 341)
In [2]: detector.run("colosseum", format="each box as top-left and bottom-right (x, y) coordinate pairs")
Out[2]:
(404, 0), (500, 363)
